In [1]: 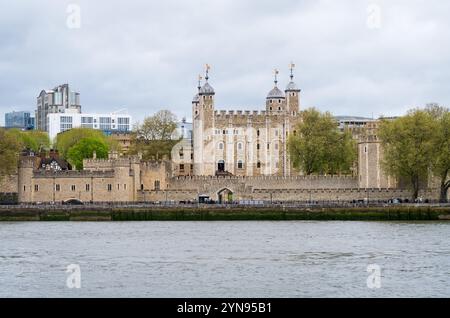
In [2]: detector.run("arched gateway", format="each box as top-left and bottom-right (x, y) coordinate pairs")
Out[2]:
(217, 188), (233, 204)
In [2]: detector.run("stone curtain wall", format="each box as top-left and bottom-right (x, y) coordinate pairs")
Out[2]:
(139, 175), (440, 202)
(140, 187), (439, 203)
(0, 175), (18, 193)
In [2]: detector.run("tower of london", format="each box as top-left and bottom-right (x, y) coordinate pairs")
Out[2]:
(184, 65), (302, 177)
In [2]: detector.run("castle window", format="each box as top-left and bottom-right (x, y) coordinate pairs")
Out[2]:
(180, 164), (185, 171)
(270, 100), (273, 104)
(86, 184), (90, 192)
(34, 185), (39, 192)
(179, 147), (184, 159)
(275, 143), (279, 150)
(23, 185), (26, 192)
(117, 184), (120, 190)
(154, 180), (161, 191)
(267, 143), (270, 150)
(257, 143), (260, 150)
(141, 184), (144, 191)
(257, 161), (261, 169)
(124, 184), (127, 190)
(55, 184), (60, 191)
(278, 107), (281, 111)
(237, 161), (243, 169)
(218, 142), (224, 150)
(364, 146), (368, 153)
(190, 153), (194, 160)
(278, 99), (281, 103)
(108, 184), (112, 192)
(269, 107), (273, 111)
(223, 130), (226, 134)
(71, 185), (76, 192)
(237, 142), (243, 150)
(257, 130), (260, 137)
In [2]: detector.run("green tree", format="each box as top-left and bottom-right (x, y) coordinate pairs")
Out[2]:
(67, 137), (109, 170)
(55, 128), (108, 159)
(0, 129), (22, 179)
(136, 110), (178, 140)
(426, 105), (450, 203)
(378, 110), (436, 200)
(129, 110), (179, 160)
(288, 108), (356, 175)
(6, 129), (50, 152)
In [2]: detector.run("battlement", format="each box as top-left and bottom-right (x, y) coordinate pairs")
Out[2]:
(83, 156), (140, 169)
(214, 109), (282, 117)
(173, 175), (356, 181)
(33, 170), (115, 178)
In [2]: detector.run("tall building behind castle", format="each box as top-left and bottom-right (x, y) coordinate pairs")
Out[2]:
(36, 84), (81, 131)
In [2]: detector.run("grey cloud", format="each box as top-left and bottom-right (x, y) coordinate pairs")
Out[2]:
(1, 0), (449, 125)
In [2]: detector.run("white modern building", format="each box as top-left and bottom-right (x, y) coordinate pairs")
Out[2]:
(47, 111), (132, 140)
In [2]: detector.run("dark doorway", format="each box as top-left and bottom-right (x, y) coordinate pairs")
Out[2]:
(217, 160), (225, 172)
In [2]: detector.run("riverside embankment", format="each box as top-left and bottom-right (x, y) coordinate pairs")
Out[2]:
(1, 204), (450, 221)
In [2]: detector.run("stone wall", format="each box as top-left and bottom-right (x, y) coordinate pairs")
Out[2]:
(139, 187), (439, 203)
(0, 175), (18, 193)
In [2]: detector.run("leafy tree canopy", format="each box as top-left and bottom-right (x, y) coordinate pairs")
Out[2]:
(5, 129), (50, 152)
(55, 128), (111, 159)
(129, 110), (179, 160)
(66, 137), (109, 170)
(0, 129), (22, 178)
(288, 108), (356, 175)
(378, 109), (436, 200)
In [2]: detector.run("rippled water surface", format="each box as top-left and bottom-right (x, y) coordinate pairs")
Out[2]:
(0, 221), (449, 297)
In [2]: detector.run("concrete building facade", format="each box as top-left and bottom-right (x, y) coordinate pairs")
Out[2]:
(48, 112), (132, 141)
(36, 84), (81, 131)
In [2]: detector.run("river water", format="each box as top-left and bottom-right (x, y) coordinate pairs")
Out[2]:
(0, 221), (449, 298)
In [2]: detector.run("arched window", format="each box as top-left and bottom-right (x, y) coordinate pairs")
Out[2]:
(257, 161), (261, 169)
(218, 142), (224, 150)
(237, 160), (243, 169)
(237, 142), (243, 151)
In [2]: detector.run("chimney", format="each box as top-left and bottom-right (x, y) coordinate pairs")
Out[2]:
(49, 149), (59, 159)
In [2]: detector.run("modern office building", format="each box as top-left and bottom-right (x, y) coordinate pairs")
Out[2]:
(47, 112), (132, 140)
(36, 84), (81, 131)
(4, 111), (35, 130)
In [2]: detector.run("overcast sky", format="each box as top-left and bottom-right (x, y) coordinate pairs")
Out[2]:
(1, 0), (449, 125)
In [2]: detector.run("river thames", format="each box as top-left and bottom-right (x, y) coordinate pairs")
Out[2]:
(0, 221), (449, 297)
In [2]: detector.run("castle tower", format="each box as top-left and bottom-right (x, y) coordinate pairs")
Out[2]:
(285, 62), (301, 115)
(18, 156), (35, 203)
(358, 137), (394, 189)
(266, 69), (286, 113)
(193, 64), (215, 175)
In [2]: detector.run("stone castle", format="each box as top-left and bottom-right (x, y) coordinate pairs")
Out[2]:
(188, 65), (302, 177)
(0, 65), (444, 203)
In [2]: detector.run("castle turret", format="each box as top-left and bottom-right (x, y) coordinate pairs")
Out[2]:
(18, 155), (35, 203)
(285, 62), (301, 115)
(193, 64), (215, 175)
(266, 69), (286, 113)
